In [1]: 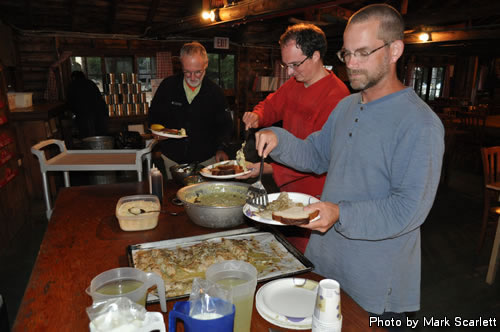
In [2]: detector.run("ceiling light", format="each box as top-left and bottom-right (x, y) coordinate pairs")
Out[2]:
(419, 32), (430, 42)
(202, 10), (215, 21)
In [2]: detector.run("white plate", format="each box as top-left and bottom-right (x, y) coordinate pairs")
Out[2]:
(243, 192), (320, 226)
(151, 129), (188, 139)
(200, 160), (251, 179)
(256, 278), (318, 330)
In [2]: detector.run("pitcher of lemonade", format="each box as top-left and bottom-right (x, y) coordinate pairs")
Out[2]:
(86, 267), (167, 312)
(205, 260), (258, 332)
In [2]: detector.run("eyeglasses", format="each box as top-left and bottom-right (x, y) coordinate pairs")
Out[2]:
(183, 70), (205, 77)
(280, 56), (311, 70)
(336, 42), (391, 63)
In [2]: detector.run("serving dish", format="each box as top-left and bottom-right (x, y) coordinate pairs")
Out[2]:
(176, 181), (249, 228)
(127, 227), (314, 302)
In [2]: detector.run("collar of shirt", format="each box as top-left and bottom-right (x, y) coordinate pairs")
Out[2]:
(183, 79), (202, 104)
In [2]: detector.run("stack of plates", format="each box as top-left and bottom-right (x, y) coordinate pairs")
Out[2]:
(255, 278), (318, 330)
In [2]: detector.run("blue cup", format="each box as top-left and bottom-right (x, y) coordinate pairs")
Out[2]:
(168, 298), (235, 332)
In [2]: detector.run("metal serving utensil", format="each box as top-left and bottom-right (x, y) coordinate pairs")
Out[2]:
(246, 150), (268, 209)
(128, 207), (179, 216)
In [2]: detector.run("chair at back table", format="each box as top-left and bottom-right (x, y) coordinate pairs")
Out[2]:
(479, 146), (500, 253)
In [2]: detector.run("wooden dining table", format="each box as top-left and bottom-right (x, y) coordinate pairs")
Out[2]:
(12, 180), (385, 332)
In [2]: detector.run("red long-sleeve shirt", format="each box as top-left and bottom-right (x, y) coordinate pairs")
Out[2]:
(253, 71), (350, 198)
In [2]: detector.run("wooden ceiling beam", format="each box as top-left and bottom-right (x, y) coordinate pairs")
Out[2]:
(108, 0), (119, 34)
(404, 27), (500, 44)
(24, 0), (33, 29)
(146, 0), (355, 37)
(144, 0), (160, 35)
(404, 3), (500, 27)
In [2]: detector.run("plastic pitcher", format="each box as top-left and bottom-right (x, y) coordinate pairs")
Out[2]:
(205, 260), (257, 332)
(168, 298), (235, 332)
(86, 267), (167, 312)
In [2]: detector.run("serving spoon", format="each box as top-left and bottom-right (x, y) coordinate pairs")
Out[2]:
(128, 207), (180, 216)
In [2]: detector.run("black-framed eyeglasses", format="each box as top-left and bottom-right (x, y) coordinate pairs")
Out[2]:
(183, 70), (205, 77)
(280, 56), (311, 70)
(336, 42), (391, 63)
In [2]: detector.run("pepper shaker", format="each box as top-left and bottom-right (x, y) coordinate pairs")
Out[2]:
(150, 167), (163, 205)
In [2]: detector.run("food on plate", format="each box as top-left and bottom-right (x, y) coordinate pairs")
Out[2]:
(151, 124), (187, 136)
(236, 142), (248, 171)
(255, 192), (318, 224)
(187, 191), (246, 207)
(161, 128), (187, 136)
(150, 124), (165, 131)
(272, 206), (320, 225)
(132, 236), (301, 298)
(210, 163), (244, 175)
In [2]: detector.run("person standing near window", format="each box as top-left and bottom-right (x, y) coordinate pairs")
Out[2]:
(67, 71), (109, 139)
(149, 42), (232, 178)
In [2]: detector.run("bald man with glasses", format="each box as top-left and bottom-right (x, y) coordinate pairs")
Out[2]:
(149, 42), (232, 179)
(240, 23), (349, 253)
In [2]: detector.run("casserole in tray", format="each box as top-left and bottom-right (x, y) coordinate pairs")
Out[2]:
(127, 227), (314, 302)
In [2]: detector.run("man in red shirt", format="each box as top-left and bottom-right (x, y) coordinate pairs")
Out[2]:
(241, 23), (350, 252)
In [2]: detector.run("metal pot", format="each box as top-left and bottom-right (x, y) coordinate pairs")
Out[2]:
(176, 181), (249, 228)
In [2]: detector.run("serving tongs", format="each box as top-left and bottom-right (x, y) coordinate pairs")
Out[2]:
(246, 148), (268, 209)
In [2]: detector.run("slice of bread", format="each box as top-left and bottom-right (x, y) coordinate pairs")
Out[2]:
(272, 206), (320, 225)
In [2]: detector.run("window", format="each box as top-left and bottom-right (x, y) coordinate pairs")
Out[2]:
(137, 57), (156, 92)
(207, 53), (235, 91)
(70, 56), (156, 93)
(410, 66), (445, 101)
(71, 56), (103, 92)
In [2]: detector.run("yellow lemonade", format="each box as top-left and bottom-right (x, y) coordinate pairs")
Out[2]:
(96, 279), (146, 307)
(217, 277), (254, 332)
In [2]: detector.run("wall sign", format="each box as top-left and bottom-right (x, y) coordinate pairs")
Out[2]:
(214, 37), (229, 50)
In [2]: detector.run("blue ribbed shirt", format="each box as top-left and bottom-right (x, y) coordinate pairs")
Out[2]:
(269, 88), (444, 314)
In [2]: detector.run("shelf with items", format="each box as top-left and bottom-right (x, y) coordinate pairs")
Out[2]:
(103, 73), (150, 118)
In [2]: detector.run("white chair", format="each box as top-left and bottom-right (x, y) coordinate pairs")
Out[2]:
(31, 138), (156, 220)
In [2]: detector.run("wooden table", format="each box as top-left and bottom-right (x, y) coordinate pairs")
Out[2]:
(13, 181), (384, 331)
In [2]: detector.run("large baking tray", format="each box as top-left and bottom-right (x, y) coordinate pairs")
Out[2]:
(127, 227), (314, 302)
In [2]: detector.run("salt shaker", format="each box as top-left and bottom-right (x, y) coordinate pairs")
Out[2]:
(150, 167), (163, 204)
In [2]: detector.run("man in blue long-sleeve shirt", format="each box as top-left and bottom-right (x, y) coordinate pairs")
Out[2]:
(254, 4), (444, 322)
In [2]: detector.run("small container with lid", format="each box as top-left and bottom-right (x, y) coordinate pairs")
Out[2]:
(115, 194), (160, 231)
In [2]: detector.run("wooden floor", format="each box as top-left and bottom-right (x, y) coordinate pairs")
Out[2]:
(0, 166), (499, 331)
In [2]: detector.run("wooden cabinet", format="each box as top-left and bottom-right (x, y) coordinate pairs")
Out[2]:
(0, 63), (29, 249)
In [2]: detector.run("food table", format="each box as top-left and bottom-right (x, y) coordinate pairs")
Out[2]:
(13, 180), (385, 331)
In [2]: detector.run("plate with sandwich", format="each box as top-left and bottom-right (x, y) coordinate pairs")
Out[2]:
(243, 192), (320, 226)
(200, 160), (251, 179)
(151, 128), (188, 139)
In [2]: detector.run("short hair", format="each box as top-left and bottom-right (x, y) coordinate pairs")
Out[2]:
(348, 4), (404, 42)
(71, 71), (86, 80)
(279, 23), (327, 59)
(180, 41), (208, 64)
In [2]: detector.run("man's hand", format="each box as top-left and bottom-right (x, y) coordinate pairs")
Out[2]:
(242, 112), (259, 130)
(236, 161), (273, 179)
(300, 201), (340, 233)
(215, 150), (229, 162)
(255, 130), (278, 157)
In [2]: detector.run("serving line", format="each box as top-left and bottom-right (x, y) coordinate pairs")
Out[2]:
(12, 180), (386, 332)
